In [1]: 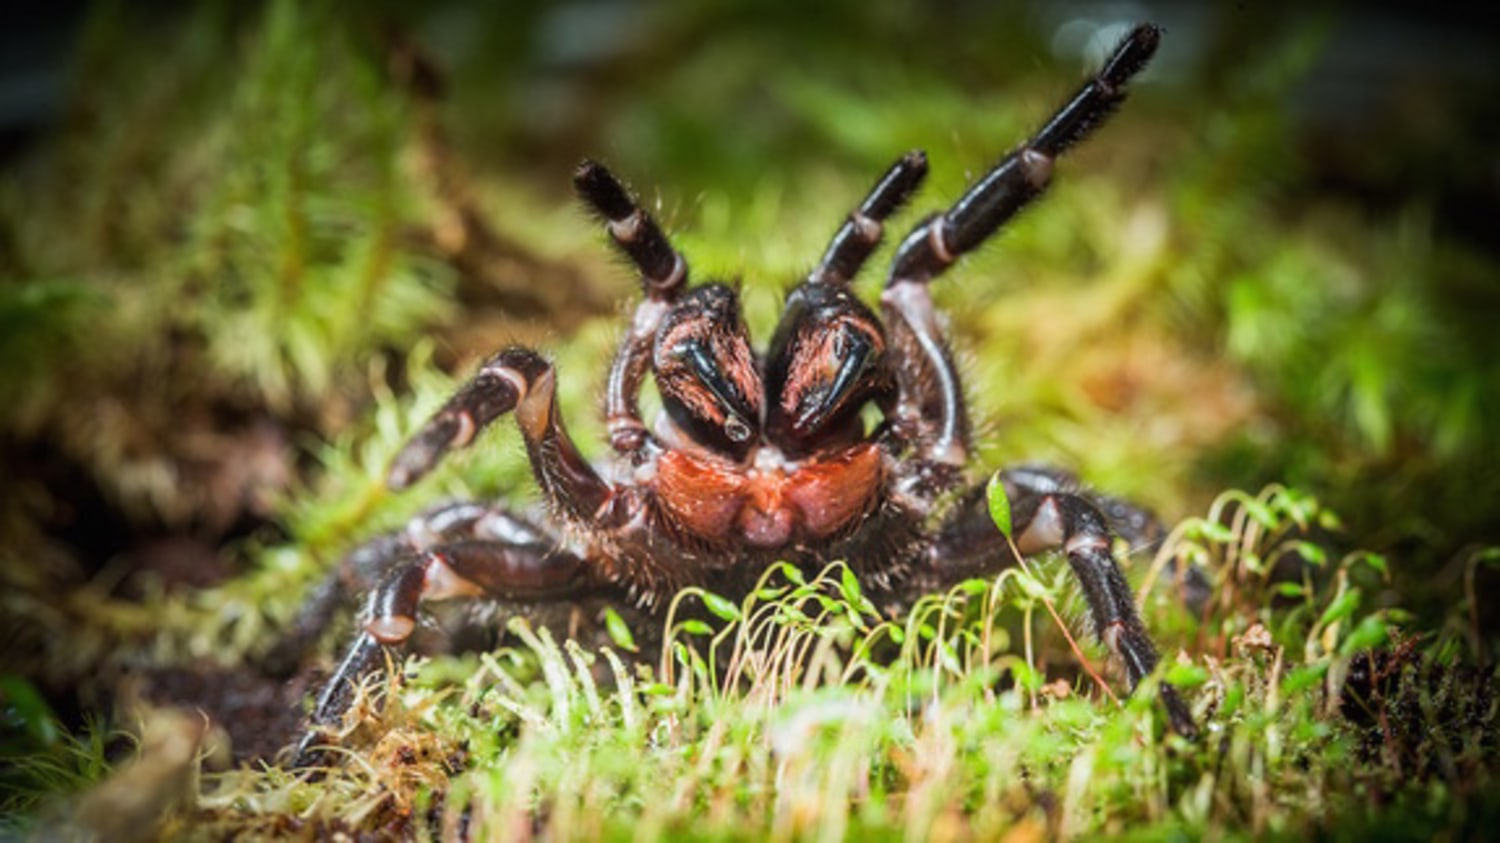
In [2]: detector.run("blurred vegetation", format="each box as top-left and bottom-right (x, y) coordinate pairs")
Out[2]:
(2, 0), (1498, 837)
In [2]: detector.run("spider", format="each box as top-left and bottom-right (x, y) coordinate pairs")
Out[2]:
(290, 23), (1194, 766)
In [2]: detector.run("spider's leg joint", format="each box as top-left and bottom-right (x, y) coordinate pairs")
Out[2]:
(1064, 532), (1111, 555)
(654, 253), (688, 295)
(809, 151), (930, 286)
(927, 219), (956, 265)
(851, 211), (882, 242)
(1019, 148), (1054, 188)
(608, 209), (644, 242)
(1017, 494), (1065, 554)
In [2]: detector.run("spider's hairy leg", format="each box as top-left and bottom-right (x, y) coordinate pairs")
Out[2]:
(808, 150), (929, 287)
(574, 160), (689, 457)
(291, 513), (589, 768)
(932, 468), (1197, 738)
(267, 503), (562, 676)
(389, 347), (620, 525)
(880, 23), (1161, 485)
(887, 23), (1159, 286)
(1004, 465), (1213, 613)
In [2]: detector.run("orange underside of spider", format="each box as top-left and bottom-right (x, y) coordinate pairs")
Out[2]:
(655, 443), (882, 548)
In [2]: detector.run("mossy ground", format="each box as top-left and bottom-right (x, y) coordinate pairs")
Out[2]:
(2, 2), (1498, 839)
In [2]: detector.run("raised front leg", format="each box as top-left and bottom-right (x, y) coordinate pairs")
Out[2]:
(291, 526), (589, 768)
(574, 160), (689, 460)
(881, 24), (1161, 485)
(931, 467), (1196, 738)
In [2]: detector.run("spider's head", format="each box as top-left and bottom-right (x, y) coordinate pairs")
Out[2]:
(652, 281), (890, 463)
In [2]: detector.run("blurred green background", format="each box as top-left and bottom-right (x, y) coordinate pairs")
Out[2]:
(1, 0), (1498, 773)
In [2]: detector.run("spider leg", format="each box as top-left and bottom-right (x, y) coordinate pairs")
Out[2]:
(808, 151), (929, 287)
(881, 24), (1161, 484)
(388, 347), (623, 526)
(264, 502), (560, 676)
(1000, 465), (1213, 613)
(291, 533), (590, 768)
(931, 467), (1197, 738)
(574, 160), (689, 458)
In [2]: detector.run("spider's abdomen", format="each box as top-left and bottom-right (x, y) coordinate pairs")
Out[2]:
(654, 443), (883, 548)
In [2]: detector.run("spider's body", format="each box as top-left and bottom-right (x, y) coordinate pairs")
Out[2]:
(292, 23), (1194, 765)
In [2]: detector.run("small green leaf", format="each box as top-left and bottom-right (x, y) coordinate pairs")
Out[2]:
(1197, 521), (1237, 544)
(1164, 663), (1210, 688)
(776, 605), (808, 625)
(1274, 581), (1306, 598)
(840, 566), (864, 603)
(1015, 572), (1050, 602)
(1012, 661), (1042, 692)
(1294, 541), (1328, 567)
(986, 473), (1012, 540)
(0, 675), (59, 748)
(958, 578), (991, 595)
(1242, 499), (1276, 528)
(1318, 588), (1361, 628)
(1283, 663), (1328, 695)
(677, 619), (714, 636)
(1221, 681), (1246, 718)
(935, 640), (962, 674)
(603, 607), (638, 653)
(700, 591), (742, 622)
(1339, 615), (1391, 656)
(1353, 552), (1389, 579)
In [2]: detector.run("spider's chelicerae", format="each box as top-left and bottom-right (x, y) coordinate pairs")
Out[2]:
(292, 23), (1195, 765)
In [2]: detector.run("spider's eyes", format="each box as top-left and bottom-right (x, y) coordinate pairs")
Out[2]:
(653, 284), (763, 455)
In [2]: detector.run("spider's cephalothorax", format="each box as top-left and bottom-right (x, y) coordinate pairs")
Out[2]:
(293, 23), (1194, 765)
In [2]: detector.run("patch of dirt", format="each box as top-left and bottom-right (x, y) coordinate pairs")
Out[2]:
(136, 664), (315, 765)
